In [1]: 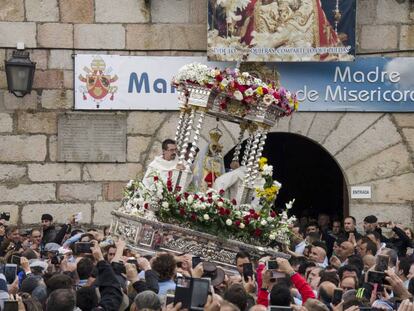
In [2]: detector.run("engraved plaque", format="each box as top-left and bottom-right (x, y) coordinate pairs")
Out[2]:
(58, 113), (126, 162)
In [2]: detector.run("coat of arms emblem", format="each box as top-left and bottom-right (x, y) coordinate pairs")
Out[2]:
(78, 56), (118, 107)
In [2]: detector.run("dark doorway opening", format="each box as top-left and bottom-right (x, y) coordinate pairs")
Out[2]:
(224, 132), (348, 222)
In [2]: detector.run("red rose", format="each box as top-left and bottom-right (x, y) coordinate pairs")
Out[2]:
(274, 92), (281, 100)
(235, 220), (241, 227)
(167, 179), (172, 188)
(243, 215), (250, 221)
(167, 186), (173, 192)
(225, 208), (231, 215)
(220, 102), (227, 110)
(191, 213), (197, 221)
(207, 198), (213, 204)
(200, 197), (205, 202)
(253, 213), (260, 220)
(270, 211), (277, 218)
(194, 194), (199, 200)
(207, 192), (213, 197)
(249, 209), (255, 215)
(144, 203), (149, 209)
(175, 186), (182, 192)
(153, 176), (159, 182)
(254, 228), (262, 236)
(176, 196), (181, 202)
(179, 208), (185, 216)
(219, 189), (225, 196)
(231, 199), (237, 205)
(219, 208), (226, 216)
(184, 192), (189, 199)
(262, 87), (269, 95)
(244, 218), (250, 225)
(216, 74), (223, 82)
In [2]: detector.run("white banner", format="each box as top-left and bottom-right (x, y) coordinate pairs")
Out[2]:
(75, 54), (223, 110)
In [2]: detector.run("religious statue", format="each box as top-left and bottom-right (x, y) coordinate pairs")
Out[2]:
(193, 127), (226, 192)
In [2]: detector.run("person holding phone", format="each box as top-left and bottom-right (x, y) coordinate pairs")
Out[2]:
(257, 258), (315, 307)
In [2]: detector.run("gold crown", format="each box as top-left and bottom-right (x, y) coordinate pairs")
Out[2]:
(209, 127), (223, 143)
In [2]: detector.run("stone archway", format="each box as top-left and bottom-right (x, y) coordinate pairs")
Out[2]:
(224, 132), (348, 221)
(153, 111), (414, 227)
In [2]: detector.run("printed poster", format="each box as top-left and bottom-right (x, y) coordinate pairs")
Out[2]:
(207, 0), (356, 62)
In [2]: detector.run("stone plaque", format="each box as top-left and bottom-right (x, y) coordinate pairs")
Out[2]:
(58, 113), (126, 162)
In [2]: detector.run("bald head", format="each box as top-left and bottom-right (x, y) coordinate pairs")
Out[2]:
(249, 305), (267, 311)
(319, 281), (336, 301)
(310, 246), (327, 264)
(363, 254), (376, 272)
(337, 241), (354, 261)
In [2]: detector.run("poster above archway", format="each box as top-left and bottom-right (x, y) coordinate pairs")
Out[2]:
(207, 0), (356, 62)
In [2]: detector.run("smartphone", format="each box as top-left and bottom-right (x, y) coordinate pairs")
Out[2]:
(174, 277), (191, 310)
(268, 306), (293, 311)
(376, 255), (389, 272)
(11, 255), (21, 266)
(75, 242), (93, 254)
(191, 278), (210, 310)
(243, 263), (253, 282)
(127, 258), (138, 266)
(267, 260), (278, 270)
(74, 212), (82, 222)
(332, 288), (343, 305)
(165, 293), (175, 307)
(4, 264), (17, 284)
(3, 301), (18, 311)
(192, 256), (203, 269)
(367, 271), (385, 284)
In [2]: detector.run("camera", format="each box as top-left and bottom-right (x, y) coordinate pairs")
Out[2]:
(0, 212), (10, 221)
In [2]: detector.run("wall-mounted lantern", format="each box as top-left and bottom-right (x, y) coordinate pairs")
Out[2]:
(5, 50), (36, 97)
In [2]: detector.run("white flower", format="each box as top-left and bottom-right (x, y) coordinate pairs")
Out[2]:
(244, 88), (254, 97)
(239, 223), (245, 229)
(269, 234), (276, 240)
(262, 164), (273, 176)
(187, 195), (194, 204)
(263, 94), (274, 105)
(212, 194), (220, 200)
(285, 91), (292, 99)
(261, 219), (268, 226)
(273, 180), (282, 188)
(234, 90), (243, 101)
(221, 78), (229, 87)
(217, 201), (224, 207)
(203, 214), (210, 221)
(267, 216), (273, 222)
(242, 72), (249, 78)
(285, 199), (295, 210)
(127, 180), (134, 188)
(162, 202), (169, 209)
(226, 219), (233, 226)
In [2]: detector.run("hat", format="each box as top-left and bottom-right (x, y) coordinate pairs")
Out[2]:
(44, 242), (60, 253)
(29, 259), (49, 271)
(41, 214), (53, 221)
(202, 262), (225, 287)
(58, 247), (72, 255)
(363, 215), (377, 224)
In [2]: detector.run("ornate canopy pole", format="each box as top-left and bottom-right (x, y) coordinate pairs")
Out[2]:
(186, 108), (206, 168)
(231, 121), (248, 167)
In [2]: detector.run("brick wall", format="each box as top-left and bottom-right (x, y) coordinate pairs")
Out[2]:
(0, 0), (413, 226)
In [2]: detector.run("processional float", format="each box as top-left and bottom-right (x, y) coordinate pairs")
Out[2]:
(111, 63), (299, 271)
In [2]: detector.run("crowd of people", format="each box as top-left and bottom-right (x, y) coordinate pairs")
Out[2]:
(0, 211), (413, 311)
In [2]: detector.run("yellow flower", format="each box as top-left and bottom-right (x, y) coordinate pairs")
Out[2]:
(256, 86), (263, 96)
(258, 157), (267, 170)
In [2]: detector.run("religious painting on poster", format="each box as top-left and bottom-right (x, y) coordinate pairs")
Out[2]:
(207, 0), (356, 62)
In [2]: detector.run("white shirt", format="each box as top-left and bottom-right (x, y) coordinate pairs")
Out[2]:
(143, 156), (178, 188)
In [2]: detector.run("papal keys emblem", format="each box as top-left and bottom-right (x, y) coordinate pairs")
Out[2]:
(78, 56), (118, 106)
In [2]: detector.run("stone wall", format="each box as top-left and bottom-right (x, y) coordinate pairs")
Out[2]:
(0, 0), (413, 227)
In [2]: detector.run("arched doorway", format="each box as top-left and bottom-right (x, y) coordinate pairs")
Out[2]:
(224, 132), (348, 222)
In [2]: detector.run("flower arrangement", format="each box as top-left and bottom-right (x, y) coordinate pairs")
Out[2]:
(121, 157), (296, 245)
(173, 63), (299, 117)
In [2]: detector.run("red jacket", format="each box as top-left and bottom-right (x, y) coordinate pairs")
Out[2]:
(256, 263), (315, 307)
